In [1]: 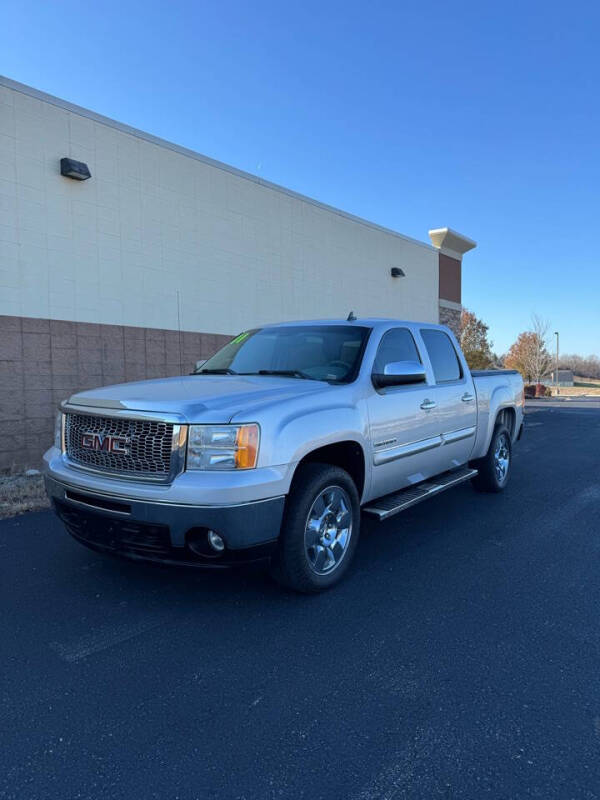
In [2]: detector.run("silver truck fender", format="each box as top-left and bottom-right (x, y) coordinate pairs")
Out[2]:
(472, 384), (515, 460)
(265, 404), (370, 496)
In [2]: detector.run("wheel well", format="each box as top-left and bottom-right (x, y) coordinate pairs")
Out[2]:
(496, 407), (516, 437)
(294, 441), (365, 497)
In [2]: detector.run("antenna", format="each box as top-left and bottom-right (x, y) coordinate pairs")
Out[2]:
(347, 311), (357, 321)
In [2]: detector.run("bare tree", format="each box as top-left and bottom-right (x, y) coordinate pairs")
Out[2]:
(559, 353), (600, 380)
(525, 315), (552, 383)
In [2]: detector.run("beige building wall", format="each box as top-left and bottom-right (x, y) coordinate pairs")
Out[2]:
(0, 77), (439, 334)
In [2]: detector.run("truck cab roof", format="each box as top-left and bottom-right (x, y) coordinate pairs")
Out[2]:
(259, 318), (451, 333)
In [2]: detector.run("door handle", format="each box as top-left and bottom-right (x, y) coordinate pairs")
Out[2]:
(461, 393), (475, 402)
(420, 399), (437, 410)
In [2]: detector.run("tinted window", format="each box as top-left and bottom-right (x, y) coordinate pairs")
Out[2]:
(373, 328), (420, 374)
(421, 329), (462, 383)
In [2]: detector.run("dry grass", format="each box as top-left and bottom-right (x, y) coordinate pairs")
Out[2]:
(0, 473), (50, 520)
(574, 376), (600, 388)
(549, 386), (600, 396)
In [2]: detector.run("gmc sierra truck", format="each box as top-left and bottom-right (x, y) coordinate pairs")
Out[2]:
(44, 318), (524, 592)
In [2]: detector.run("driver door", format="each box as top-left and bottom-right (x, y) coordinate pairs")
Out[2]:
(367, 327), (443, 499)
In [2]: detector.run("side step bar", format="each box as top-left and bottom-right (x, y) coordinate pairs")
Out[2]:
(363, 466), (478, 521)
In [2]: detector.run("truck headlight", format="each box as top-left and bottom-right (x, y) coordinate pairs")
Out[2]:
(187, 424), (259, 470)
(54, 412), (64, 451)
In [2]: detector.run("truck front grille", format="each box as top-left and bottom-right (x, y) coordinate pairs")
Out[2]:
(64, 412), (175, 480)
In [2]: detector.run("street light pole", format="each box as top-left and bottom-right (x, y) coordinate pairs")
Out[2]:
(554, 331), (559, 396)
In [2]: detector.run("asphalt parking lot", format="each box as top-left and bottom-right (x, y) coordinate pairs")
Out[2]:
(2, 404), (600, 800)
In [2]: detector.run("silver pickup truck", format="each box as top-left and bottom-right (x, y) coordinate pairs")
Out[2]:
(44, 318), (524, 592)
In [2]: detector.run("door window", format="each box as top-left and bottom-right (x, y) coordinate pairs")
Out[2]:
(373, 328), (421, 375)
(421, 329), (462, 383)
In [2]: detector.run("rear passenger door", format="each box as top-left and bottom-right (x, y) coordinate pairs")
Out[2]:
(419, 328), (477, 468)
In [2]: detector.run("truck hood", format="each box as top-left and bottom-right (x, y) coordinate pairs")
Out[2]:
(66, 375), (334, 423)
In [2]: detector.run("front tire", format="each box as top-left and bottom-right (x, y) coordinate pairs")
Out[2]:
(471, 423), (512, 493)
(271, 463), (360, 593)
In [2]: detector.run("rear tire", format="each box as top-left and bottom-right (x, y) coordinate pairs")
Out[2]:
(270, 463), (360, 593)
(470, 423), (512, 493)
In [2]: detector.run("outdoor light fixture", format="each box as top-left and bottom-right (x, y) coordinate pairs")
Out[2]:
(60, 157), (91, 181)
(390, 267), (405, 278)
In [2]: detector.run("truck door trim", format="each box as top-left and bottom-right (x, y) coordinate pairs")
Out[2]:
(373, 435), (443, 466)
(441, 426), (476, 445)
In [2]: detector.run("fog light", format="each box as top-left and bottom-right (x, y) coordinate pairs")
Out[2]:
(207, 530), (225, 552)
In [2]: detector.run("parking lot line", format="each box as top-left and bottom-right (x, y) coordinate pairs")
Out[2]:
(49, 618), (166, 663)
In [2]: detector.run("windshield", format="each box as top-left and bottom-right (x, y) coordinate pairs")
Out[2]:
(196, 325), (370, 383)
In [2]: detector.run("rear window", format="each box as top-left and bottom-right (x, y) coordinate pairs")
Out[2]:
(421, 329), (462, 383)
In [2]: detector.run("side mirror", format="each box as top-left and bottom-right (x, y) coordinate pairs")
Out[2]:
(194, 359), (207, 372)
(372, 360), (426, 389)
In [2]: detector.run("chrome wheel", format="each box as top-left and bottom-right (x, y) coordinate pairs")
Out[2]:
(494, 432), (510, 484)
(304, 485), (353, 576)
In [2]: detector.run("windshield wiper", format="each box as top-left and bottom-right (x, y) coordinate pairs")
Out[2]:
(194, 368), (316, 379)
(194, 368), (238, 375)
(253, 369), (314, 380)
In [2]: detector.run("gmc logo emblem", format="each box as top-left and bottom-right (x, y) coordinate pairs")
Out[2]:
(81, 432), (131, 455)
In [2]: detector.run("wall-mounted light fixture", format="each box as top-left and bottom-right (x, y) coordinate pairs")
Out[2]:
(390, 267), (405, 278)
(60, 157), (91, 181)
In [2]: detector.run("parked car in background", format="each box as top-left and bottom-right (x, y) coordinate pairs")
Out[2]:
(44, 318), (524, 592)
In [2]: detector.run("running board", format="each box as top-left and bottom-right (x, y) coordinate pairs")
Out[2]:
(363, 467), (478, 521)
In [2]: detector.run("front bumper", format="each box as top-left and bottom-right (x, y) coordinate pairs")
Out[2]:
(45, 472), (285, 567)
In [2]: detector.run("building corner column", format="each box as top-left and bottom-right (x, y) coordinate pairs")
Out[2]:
(428, 227), (476, 338)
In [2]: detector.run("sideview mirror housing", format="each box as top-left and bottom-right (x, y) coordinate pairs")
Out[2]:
(373, 360), (426, 389)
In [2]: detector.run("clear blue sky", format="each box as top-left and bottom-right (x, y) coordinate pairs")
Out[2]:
(2, 0), (599, 355)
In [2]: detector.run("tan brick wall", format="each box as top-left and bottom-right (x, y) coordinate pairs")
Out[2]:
(0, 315), (230, 472)
(439, 304), (461, 337)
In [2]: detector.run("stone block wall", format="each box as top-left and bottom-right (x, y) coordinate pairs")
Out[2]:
(439, 304), (461, 338)
(0, 315), (230, 472)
